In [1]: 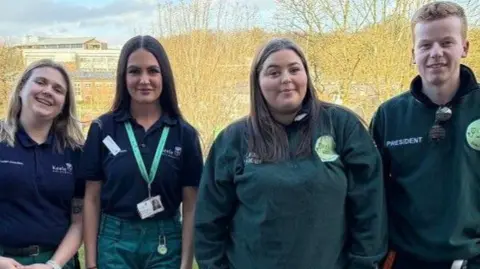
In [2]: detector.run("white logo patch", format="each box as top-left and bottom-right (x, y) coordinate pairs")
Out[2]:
(315, 135), (339, 162)
(466, 119), (480, 151)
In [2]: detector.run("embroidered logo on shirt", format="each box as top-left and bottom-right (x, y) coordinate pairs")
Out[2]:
(244, 152), (262, 164)
(386, 137), (423, 147)
(52, 163), (73, 175)
(0, 160), (24, 165)
(466, 119), (480, 151)
(163, 146), (182, 159)
(315, 135), (339, 162)
(174, 146), (182, 157)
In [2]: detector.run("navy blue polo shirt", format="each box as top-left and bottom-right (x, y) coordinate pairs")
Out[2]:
(0, 127), (84, 248)
(78, 110), (203, 220)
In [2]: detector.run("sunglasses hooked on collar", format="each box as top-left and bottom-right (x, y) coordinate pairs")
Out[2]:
(429, 106), (452, 142)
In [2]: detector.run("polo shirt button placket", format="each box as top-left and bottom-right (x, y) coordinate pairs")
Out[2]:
(34, 146), (42, 179)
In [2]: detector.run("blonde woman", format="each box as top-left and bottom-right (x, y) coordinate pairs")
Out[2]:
(0, 59), (84, 269)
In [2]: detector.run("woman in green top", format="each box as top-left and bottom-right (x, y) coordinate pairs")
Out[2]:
(194, 38), (387, 269)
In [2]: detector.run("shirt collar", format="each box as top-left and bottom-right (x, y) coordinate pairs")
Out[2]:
(16, 125), (55, 148)
(293, 100), (311, 123)
(277, 100), (311, 129)
(410, 64), (479, 107)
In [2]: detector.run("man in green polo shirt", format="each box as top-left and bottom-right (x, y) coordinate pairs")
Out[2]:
(370, 2), (480, 269)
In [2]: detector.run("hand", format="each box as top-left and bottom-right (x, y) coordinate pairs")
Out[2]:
(18, 264), (52, 269)
(0, 257), (21, 269)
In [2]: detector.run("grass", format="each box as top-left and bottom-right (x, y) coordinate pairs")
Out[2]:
(78, 246), (85, 268)
(77, 245), (199, 269)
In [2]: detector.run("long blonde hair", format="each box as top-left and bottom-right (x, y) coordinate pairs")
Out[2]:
(0, 59), (84, 151)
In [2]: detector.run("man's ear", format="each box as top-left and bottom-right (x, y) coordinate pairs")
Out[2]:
(411, 48), (416, 64)
(462, 39), (470, 58)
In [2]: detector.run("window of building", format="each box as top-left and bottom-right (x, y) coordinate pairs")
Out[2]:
(74, 82), (81, 96)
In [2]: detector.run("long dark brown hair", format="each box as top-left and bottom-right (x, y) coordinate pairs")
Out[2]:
(247, 38), (321, 162)
(110, 35), (182, 119)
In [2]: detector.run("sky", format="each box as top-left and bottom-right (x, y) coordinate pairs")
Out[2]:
(0, 0), (277, 47)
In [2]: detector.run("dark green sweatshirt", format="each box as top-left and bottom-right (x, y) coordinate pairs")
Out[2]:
(194, 103), (387, 269)
(370, 64), (480, 262)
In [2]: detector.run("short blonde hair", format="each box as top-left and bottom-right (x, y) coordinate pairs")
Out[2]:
(412, 1), (468, 40)
(0, 59), (84, 151)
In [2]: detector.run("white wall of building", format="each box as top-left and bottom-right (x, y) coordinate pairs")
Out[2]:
(22, 49), (121, 71)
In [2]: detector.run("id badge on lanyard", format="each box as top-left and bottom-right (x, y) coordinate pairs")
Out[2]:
(124, 122), (170, 219)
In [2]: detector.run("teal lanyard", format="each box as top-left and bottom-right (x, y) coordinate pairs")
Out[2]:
(124, 122), (170, 198)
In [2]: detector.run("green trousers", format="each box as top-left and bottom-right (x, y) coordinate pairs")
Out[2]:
(97, 214), (182, 269)
(0, 248), (76, 268)
(382, 250), (480, 269)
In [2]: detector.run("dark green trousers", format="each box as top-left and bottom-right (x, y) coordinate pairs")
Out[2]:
(97, 214), (182, 269)
(382, 250), (480, 269)
(0, 248), (76, 268)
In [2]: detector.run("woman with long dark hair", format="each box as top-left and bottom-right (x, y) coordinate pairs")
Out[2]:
(195, 38), (387, 269)
(79, 35), (203, 269)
